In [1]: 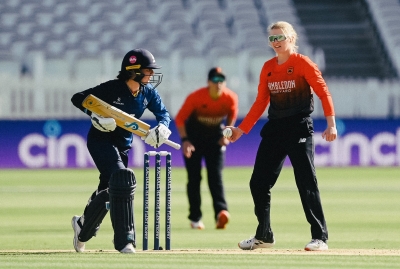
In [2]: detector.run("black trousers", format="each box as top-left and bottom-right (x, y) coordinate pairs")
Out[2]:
(251, 117), (328, 242)
(78, 130), (131, 241)
(184, 143), (228, 222)
(87, 130), (130, 191)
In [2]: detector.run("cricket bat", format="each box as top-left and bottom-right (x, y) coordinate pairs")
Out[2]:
(82, 94), (181, 150)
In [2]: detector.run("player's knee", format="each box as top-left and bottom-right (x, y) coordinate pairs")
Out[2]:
(109, 168), (136, 197)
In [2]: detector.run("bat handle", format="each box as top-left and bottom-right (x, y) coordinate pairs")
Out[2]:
(165, 139), (181, 150)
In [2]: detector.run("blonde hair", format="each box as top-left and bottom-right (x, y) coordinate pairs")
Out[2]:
(268, 21), (299, 53)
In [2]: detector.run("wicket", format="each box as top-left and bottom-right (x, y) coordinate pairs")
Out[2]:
(143, 151), (172, 251)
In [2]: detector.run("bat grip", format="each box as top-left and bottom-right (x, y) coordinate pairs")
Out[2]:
(164, 139), (181, 150)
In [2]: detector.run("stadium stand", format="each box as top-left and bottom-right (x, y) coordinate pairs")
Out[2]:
(0, 0), (399, 119)
(2, 0), (397, 78)
(365, 0), (400, 78)
(292, 0), (397, 79)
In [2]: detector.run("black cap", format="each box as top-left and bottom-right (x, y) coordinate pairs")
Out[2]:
(121, 48), (161, 72)
(208, 67), (225, 81)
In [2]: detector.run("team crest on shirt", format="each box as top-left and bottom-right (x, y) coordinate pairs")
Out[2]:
(287, 66), (294, 75)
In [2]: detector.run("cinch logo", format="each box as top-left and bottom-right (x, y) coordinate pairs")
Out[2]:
(18, 133), (93, 168)
(314, 128), (400, 166)
(18, 133), (146, 168)
(125, 122), (139, 130)
(15, 120), (147, 168)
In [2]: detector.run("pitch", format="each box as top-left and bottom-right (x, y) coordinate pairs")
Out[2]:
(0, 167), (399, 268)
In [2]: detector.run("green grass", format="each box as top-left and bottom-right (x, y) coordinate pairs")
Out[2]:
(0, 167), (400, 268)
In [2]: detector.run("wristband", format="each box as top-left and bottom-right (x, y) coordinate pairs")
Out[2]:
(181, 137), (189, 142)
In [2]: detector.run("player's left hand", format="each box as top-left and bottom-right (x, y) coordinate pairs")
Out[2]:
(322, 126), (337, 142)
(90, 112), (116, 132)
(142, 124), (172, 148)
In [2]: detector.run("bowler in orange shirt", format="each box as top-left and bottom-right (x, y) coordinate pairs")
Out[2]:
(228, 21), (337, 251)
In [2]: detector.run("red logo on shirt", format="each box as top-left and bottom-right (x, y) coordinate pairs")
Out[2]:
(287, 66), (294, 74)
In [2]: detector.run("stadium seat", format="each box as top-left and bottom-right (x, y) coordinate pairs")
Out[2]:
(0, 58), (20, 77)
(74, 57), (103, 80)
(182, 55), (208, 84)
(44, 57), (70, 78)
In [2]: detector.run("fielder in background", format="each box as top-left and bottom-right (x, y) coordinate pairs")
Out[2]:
(175, 67), (239, 230)
(227, 21), (337, 251)
(70, 48), (173, 253)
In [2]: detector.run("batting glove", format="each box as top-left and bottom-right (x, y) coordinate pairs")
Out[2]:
(142, 124), (171, 148)
(91, 112), (116, 132)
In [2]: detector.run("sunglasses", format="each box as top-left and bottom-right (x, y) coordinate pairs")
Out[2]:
(268, 34), (287, 42)
(210, 76), (225, 83)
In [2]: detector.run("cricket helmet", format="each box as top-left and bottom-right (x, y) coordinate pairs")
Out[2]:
(121, 48), (163, 89)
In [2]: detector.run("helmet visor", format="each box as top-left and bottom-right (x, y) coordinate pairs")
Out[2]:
(147, 72), (163, 89)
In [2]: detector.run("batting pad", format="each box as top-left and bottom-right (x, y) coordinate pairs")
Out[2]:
(78, 189), (109, 242)
(109, 168), (136, 251)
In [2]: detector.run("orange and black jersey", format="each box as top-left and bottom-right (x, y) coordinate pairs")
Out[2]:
(239, 53), (335, 134)
(175, 87), (238, 138)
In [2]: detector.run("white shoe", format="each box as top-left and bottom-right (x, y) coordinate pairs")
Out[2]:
(71, 215), (85, 252)
(190, 220), (205, 230)
(304, 239), (328, 251)
(120, 243), (136, 253)
(238, 235), (275, 250)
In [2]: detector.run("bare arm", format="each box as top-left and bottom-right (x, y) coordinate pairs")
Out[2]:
(322, 116), (337, 142)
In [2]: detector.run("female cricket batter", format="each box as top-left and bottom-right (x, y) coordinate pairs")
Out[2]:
(227, 21), (337, 251)
(70, 48), (172, 253)
(175, 67), (238, 230)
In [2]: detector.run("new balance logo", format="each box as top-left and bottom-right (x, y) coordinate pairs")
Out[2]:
(298, 138), (306, 143)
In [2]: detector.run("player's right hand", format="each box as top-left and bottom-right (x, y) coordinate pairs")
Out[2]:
(225, 126), (244, 142)
(143, 124), (172, 148)
(91, 112), (117, 132)
(182, 140), (195, 158)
